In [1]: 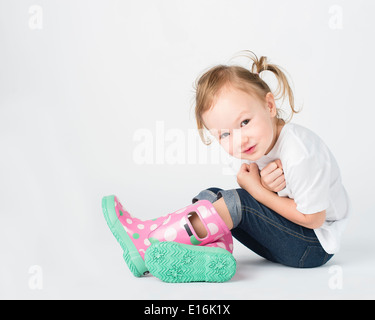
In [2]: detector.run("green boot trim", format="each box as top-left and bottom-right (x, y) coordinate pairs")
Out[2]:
(102, 195), (149, 277)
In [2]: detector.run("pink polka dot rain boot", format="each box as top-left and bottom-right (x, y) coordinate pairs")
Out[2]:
(102, 195), (236, 281)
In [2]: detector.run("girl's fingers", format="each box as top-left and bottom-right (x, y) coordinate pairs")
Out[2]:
(266, 173), (285, 190)
(267, 168), (284, 182)
(239, 163), (249, 174)
(274, 180), (287, 192)
(260, 161), (277, 177)
(275, 159), (283, 170)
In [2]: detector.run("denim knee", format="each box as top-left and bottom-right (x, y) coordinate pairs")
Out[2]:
(192, 187), (223, 203)
(217, 189), (242, 228)
(192, 187), (242, 229)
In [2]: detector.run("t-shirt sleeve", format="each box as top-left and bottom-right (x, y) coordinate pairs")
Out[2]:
(287, 153), (331, 215)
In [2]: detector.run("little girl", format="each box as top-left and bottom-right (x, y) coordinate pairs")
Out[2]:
(102, 51), (350, 283)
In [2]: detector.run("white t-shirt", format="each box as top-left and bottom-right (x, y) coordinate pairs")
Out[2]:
(227, 123), (351, 254)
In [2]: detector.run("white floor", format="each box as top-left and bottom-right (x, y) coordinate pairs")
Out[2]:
(4, 233), (374, 300)
(100, 238), (375, 300)
(1, 188), (373, 300)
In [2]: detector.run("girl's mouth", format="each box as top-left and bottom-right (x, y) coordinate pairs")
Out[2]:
(243, 145), (256, 154)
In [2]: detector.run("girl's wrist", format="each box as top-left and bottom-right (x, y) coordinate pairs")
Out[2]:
(245, 184), (270, 202)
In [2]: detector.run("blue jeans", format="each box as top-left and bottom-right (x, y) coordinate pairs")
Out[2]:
(192, 187), (333, 268)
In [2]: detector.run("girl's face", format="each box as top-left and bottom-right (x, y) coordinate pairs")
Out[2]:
(202, 85), (281, 161)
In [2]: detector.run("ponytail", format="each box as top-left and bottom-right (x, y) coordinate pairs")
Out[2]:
(245, 50), (298, 120)
(194, 50), (299, 145)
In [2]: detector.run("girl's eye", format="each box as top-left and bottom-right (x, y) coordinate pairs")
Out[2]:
(241, 119), (250, 127)
(220, 132), (230, 139)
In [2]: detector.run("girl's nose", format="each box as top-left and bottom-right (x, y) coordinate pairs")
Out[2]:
(241, 134), (249, 147)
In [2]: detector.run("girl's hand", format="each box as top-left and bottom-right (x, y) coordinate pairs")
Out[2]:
(237, 163), (266, 199)
(260, 159), (286, 193)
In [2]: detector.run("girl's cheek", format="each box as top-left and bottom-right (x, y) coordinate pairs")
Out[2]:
(222, 140), (241, 158)
(221, 141), (233, 156)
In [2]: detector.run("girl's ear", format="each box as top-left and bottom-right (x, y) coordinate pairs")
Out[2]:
(265, 92), (277, 117)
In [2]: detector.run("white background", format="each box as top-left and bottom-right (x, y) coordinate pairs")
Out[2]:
(1, 0), (374, 299)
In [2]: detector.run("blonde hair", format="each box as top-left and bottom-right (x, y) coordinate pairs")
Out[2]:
(194, 51), (299, 145)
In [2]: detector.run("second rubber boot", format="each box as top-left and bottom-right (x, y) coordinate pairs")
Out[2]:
(144, 201), (237, 283)
(102, 196), (234, 278)
(144, 239), (237, 283)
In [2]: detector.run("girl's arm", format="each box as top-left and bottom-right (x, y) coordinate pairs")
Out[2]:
(256, 190), (326, 229)
(237, 163), (326, 229)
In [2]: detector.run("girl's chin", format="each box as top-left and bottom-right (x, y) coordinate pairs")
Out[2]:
(240, 155), (258, 161)
(233, 152), (262, 161)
